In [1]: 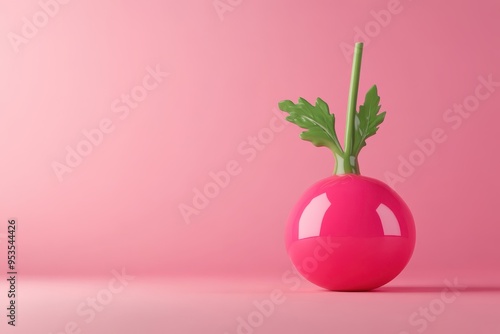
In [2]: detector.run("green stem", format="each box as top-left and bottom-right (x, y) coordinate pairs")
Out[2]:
(333, 152), (359, 175)
(337, 42), (363, 175)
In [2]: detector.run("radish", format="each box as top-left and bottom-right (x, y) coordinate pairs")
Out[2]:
(279, 42), (415, 291)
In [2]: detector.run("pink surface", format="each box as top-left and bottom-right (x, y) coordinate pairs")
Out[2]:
(4, 277), (500, 334)
(0, 0), (499, 332)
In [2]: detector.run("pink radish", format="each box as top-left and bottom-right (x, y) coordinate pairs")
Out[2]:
(279, 43), (415, 291)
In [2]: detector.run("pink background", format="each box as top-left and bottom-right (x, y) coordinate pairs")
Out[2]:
(0, 0), (499, 333)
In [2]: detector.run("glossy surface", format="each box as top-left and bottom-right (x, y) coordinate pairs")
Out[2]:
(286, 175), (416, 291)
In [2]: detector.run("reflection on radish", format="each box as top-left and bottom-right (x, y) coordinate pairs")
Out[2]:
(279, 43), (415, 291)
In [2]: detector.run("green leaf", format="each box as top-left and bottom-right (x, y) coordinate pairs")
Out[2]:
(352, 85), (386, 156)
(278, 97), (343, 154)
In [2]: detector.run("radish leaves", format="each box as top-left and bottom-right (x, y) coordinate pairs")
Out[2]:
(278, 42), (385, 175)
(352, 85), (386, 157)
(279, 98), (343, 155)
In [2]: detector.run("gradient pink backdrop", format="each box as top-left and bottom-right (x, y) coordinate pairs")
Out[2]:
(0, 0), (499, 281)
(2, 1), (500, 333)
